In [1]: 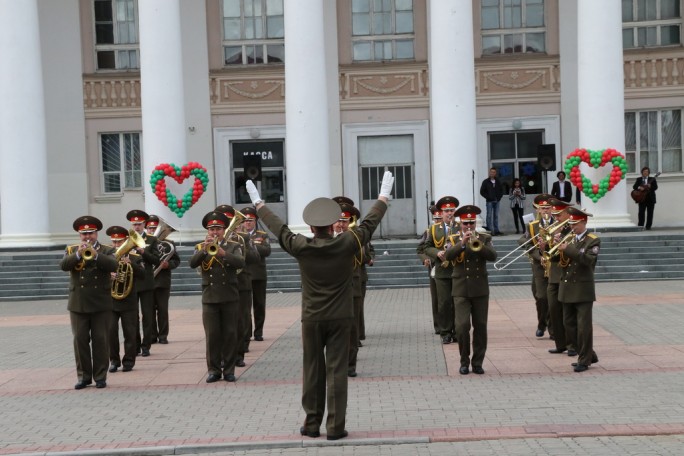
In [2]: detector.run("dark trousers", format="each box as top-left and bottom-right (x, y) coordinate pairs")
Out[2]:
(251, 279), (267, 338)
(70, 310), (111, 382)
(637, 202), (655, 229)
(153, 286), (170, 340)
(301, 318), (352, 436)
(109, 309), (138, 368)
(547, 283), (567, 351)
(531, 273), (550, 333)
(237, 289), (252, 360)
(564, 300), (594, 366)
(139, 289), (156, 348)
(511, 206), (525, 233)
(435, 277), (454, 336)
(348, 296), (362, 373)
(202, 301), (239, 376)
(429, 274), (439, 333)
(359, 280), (367, 340)
(453, 296), (489, 368)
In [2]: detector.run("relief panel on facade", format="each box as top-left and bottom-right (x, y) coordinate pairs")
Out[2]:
(210, 76), (285, 103)
(339, 69), (428, 99)
(476, 64), (560, 95)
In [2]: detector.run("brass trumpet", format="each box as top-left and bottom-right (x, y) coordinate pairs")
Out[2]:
(81, 242), (96, 261)
(469, 234), (483, 252)
(207, 210), (246, 256)
(542, 231), (575, 262)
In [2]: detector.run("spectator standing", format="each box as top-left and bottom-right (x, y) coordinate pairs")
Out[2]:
(551, 171), (573, 203)
(508, 178), (526, 234)
(479, 167), (505, 235)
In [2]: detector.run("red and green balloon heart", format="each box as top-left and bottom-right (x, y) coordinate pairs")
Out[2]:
(563, 148), (627, 203)
(149, 162), (209, 218)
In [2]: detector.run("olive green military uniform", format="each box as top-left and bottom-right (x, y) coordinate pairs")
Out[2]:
(524, 218), (553, 335)
(137, 234), (161, 350)
(61, 242), (118, 384)
(257, 200), (387, 437)
(444, 233), (497, 369)
(358, 242), (375, 340)
(546, 225), (574, 353)
(417, 225), (439, 334)
(236, 232), (260, 364)
(152, 239), (180, 343)
(246, 228), (271, 340)
(424, 221), (458, 339)
(348, 245), (363, 376)
(110, 253), (145, 370)
(189, 240), (245, 377)
(558, 232), (600, 368)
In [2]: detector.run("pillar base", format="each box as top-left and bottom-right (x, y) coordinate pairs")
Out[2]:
(0, 233), (58, 249)
(587, 213), (636, 230)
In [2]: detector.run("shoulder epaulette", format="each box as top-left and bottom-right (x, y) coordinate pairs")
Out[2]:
(255, 230), (268, 235)
(587, 233), (598, 239)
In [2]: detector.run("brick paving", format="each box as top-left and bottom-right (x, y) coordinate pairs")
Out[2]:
(0, 281), (683, 455)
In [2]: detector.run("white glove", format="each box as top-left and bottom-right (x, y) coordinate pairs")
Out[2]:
(245, 180), (262, 205)
(379, 171), (394, 199)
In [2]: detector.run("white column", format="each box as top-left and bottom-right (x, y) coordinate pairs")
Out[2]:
(566, 0), (632, 227)
(428, 0), (478, 205)
(284, 0), (335, 231)
(138, 0), (190, 229)
(0, 0), (51, 246)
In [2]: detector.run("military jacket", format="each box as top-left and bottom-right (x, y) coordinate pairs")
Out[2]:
(424, 221), (459, 279)
(258, 200), (387, 322)
(547, 225), (573, 284)
(153, 239), (180, 289)
(359, 242), (375, 283)
(60, 242), (118, 313)
(522, 217), (554, 276)
(189, 239), (244, 304)
(558, 232), (600, 304)
(245, 229), (271, 281)
(112, 253), (146, 312)
(235, 232), (260, 292)
(137, 234), (161, 292)
(444, 233), (497, 298)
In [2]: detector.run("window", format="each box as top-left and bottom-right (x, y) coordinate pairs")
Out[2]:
(622, 0), (682, 48)
(101, 133), (142, 193)
(488, 130), (545, 194)
(481, 0), (545, 55)
(222, 0), (285, 65)
(94, 0), (139, 70)
(625, 109), (682, 173)
(352, 0), (414, 61)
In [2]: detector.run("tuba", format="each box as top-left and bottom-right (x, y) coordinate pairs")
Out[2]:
(111, 229), (146, 300)
(153, 218), (178, 277)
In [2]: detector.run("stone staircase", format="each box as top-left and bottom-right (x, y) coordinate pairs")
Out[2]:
(1, 231), (683, 301)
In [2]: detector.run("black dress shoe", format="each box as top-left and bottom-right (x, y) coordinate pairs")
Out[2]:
(224, 373), (236, 382)
(548, 348), (566, 354)
(441, 336), (451, 344)
(358, 341), (363, 347)
(535, 329), (544, 337)
(592, 353), (599, 363)
(236, 359), (246, 367)
(573, 364), (589, 372)
(299, 426), (321, 438)
(472, 366), (485, 374)
(141, 347), (150, 357)
(158, 338), (168, 344)
(254, 335), (264, 341)
(206, 373), (221, 383)
(347, 370), (357, 377)
(327, 430), (348, 441)
(74, 380), (92, 390)
(150, 338), (158, 345)
(567, 350), (578, 356)
(108, 364), (119, 373)
(459, 366), (469, 375)
(122, 365), (133, 372)
(95, 380), (107, 389)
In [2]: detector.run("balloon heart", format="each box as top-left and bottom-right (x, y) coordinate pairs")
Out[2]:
(149, 162), (209, 218)
(563, 148), (627, 203)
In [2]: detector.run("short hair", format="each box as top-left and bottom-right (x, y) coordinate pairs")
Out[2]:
(311, 225), (332, 235)
(557, 171), (566, 178)
(641, 166), (650, 173)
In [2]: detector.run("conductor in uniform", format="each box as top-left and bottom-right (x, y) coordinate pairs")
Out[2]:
(60, 216), (118, 389)
(244, 172), (394, 441)
(444, 206), (497, 375)
(557, 207), (600, 372)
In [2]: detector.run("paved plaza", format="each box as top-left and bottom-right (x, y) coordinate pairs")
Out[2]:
(1, 281), (684, 455)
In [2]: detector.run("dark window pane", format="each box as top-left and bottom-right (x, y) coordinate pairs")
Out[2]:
(517, 161), (542, 194)
(490, 133), (516, 160)
(661, 0), (680, 18)
(96, 24), (114, 44)
(517, 131), (544, 158)
(267, 16), (284, 38)
(482, 35), (501, 54)
(104, 174), (121, 193)
(266, 44), (284, 63)
(246, 44), (263, 63)
(526, 32), (545, 52)
(101, 134), (120, 172)
(234, 173), (251, 204)
(94, 0), (113, 22)
(225, 46), (243, 64)
(622, 0), (634, 21)
(661, 25), (680, 45)
(504, 33), (523, 53)
(97, 51), (116, 69)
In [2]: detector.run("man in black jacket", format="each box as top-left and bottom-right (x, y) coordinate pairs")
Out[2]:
(479, 167), (505, 235)
(551, 171), (573, 203)
(632, 166), (658, 230)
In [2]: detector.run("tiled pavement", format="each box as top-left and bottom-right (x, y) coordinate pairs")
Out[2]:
(1, 281), (684, 455)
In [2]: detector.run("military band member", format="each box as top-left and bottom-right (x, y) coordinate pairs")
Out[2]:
(557, 207), (600, 372)
(542, 198), (576, 356)
(521, 194), (554, 338)
(127, 209), (161, 357)
(145, 215), (179, 344)
(241, 206), (272, 342)
(417, 205), (443, 334)
(444, 206), (497, 375)
(107, 226), (145, 373)
(424, 196), (460, 344)
(189, 211), (245, 382)
(60, 216), (118, 389)
(245, 172), (393, 441)
(358, 239), (375, 343)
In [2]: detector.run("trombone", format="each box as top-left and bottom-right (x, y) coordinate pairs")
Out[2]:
(493, 218), (569, 270)
(543, 230), (575, 262)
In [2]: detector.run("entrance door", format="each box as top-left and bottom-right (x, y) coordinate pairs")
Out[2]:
(358, 135), (415, 237)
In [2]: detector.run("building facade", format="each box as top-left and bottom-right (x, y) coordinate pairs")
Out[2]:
(1, 0), (683, 246)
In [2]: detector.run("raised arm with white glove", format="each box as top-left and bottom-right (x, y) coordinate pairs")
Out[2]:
(245, 180), (263, 207)
(378, 171), (394, 202)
